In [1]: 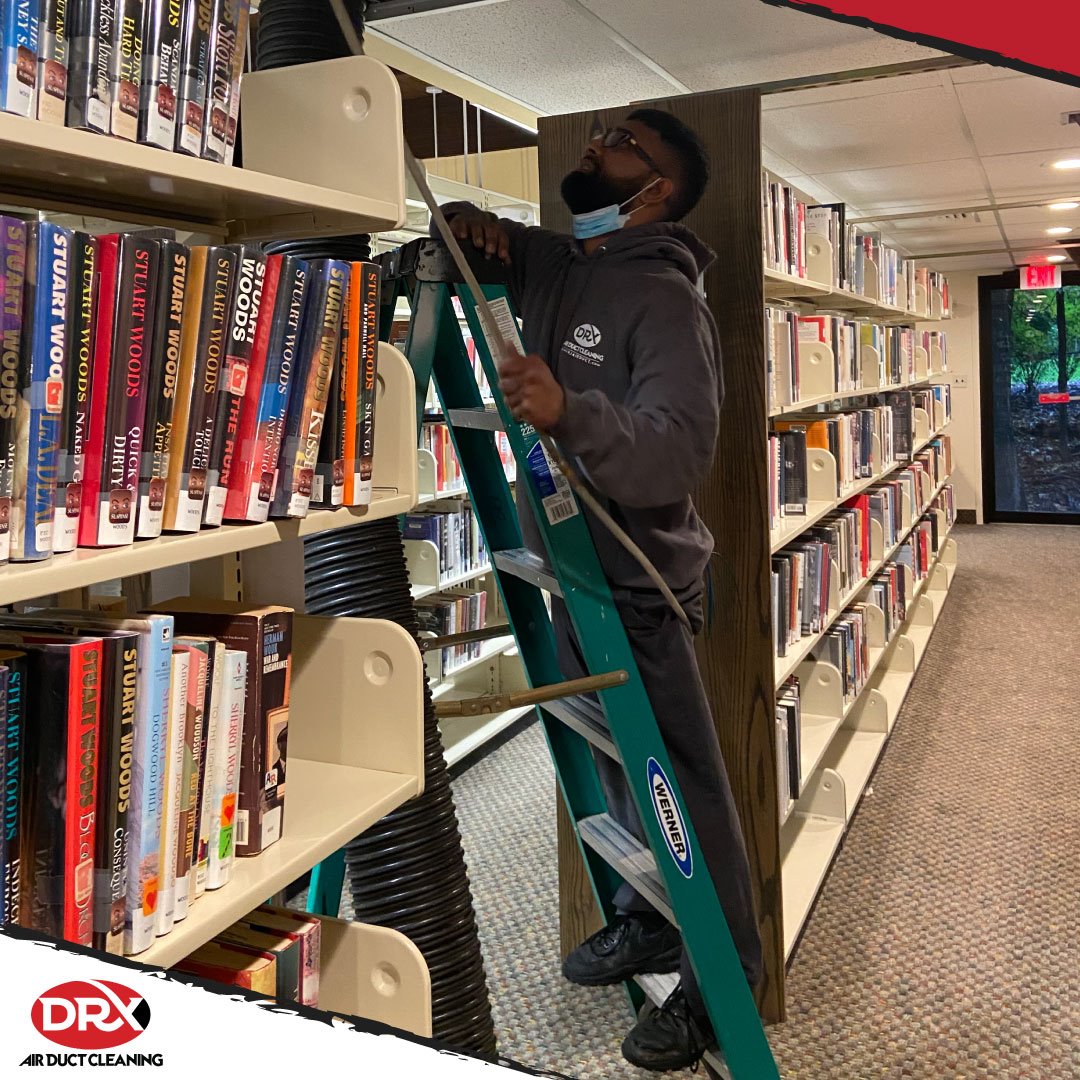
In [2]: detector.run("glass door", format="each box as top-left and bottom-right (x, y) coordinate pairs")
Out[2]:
(980, 270), (1080, 522)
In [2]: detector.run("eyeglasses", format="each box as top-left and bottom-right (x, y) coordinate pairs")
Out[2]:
(594, 127), (665, 177)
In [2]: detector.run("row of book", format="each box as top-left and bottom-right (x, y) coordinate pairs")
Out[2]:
(1, 0), (248, 162)
(175, 905), (321, 1005)
(0, 599), (292, 957)
(766, 307), (949, 412)
(775, 677), (801, 818)
(415, 588), (490, 676)
(404, 503), (489, 585)
(421, 419), (516, 495)
(762, 176), (951, 315)
(0, 219), (382, 563)
(772, 472), (954, 660)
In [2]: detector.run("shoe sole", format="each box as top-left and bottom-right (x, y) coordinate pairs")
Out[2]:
(561, 944), (682, 988)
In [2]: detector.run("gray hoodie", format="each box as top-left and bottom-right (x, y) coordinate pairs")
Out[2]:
(441, 206), (722, 593)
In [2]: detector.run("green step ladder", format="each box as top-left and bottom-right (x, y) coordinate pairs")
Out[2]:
(313, 238), (779, 1080)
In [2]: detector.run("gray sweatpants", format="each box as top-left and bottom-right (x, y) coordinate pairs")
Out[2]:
(551, 585), (763, 1020)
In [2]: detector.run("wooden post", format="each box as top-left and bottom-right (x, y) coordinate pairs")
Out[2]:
(537, 89), (784, 1022)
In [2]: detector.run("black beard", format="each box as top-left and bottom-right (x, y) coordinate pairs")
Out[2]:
(561, 168), (641, 215)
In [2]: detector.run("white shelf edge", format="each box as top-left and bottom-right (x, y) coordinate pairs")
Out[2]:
(411, 562), (493, 600)
(430, 634), (515, 697)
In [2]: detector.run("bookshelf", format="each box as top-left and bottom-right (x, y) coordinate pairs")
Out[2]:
(538, 87), (958, 1021)
(3, 56), (431, 1039)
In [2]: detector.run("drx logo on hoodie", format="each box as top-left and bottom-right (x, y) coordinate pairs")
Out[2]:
(564, 324), (605, 367)
(573, 323), (602, 348)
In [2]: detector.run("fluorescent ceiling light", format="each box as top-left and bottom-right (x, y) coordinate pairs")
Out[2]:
(479, 105), (538, 136)
(1048, 201), (1080, 210)
(1047, 254), (1068, 262)
(1052, 159), (1080, 170)
(1047, 226), (1073, 235)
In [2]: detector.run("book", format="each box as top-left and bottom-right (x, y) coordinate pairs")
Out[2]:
(108, 0), (143, 140)
(216, 922), (301, 1002)
(313, 275), (347, 510)
(1, 0), (38, 117)
(4, 632), (101, 946)
(52, 234), (96, 554)
(174, 940), (276, 995)
(175, 0), (214, 156)
(222, 0), (248, 166)
(250, 907), (320, 1007)
(0, 217), (27, 564)
(92, 233), (160, 547)
(223, 254), (308, 523)
(66, 0), (112, 132)
(201, 0), (240, 162)
(139, 0), (182, 148)
(163, 244), (235, 532)
(205, 647), (244, 888)
(355, 262), (381, 506)
(204, 245), (265, 525)
(192, 640), (224, 898)
(137, 240), (188, 539)
(0, 650), (26, 927)
(154, 646), (189, 938)
(172, 637), (208, 921)
(150, 599), (291, 858)
(12, 222), (70, 563)
(272, 259), (348, 519)
(37, 0), (70, 124)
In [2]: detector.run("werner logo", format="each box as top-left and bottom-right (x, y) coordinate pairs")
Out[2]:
(573, 323), (601, 348)
(647, 758), (693, 879)
(31, 980), (151, 1050)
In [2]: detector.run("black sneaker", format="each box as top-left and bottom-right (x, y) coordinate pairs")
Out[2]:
(561, 914), (681, 987)
(621, 982), (715, 1072)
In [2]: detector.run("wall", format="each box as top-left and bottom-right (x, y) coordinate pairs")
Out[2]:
(939, 270), (983, 520)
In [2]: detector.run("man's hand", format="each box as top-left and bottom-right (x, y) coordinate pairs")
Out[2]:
(448, 210), (511, 264)
(498, 350), (565, 432)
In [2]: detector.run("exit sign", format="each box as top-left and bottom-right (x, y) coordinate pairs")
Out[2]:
(1021, 264), (1063, 290)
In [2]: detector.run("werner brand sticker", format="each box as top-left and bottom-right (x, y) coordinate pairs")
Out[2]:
(647, 758), (693, 879)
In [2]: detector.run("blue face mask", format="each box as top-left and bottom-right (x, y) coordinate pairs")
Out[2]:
(570, 177), (663, 240)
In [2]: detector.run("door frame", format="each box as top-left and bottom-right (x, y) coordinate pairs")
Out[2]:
(978, 267), (1080, 524)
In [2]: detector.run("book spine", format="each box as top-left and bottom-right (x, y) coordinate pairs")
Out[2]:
(96, 235), (158, 547)
(123, 615), (172, 956)
(138, 0), (182, 148)
(65, 640), (100, 946)
(171, 246), (234, 531)
(233, 256), (307, 523)
(193, 640), (223, 897)
(92, 638), (134, 955)
(78, 234), (118, 547)
(274, 260), (347, 519)
(173, 642), (206, 920)
(36, 0), (70, 124)
(2, 656), (25, 925)
(205, 246), (264, 524)
(53, 234), (96, 554)
(222, 0), (247, 165)
(357, 262), (381, 505)
(154, 648), (188, 937)
(342, 264), (361, 506)
(313, 274), (347, 510)
(0, 665), (9, 923)
(66, 0), (111, 132)
(12, 223), (69, 562)
(207, 646), (244, 880)
(175, 0), (215, 155)
(201, 0), (238, 162)
(137, 241), (188, 539)
(1, 0), (38, 117)
(108, 0), (143, 140)
(0, 219), (27, 564)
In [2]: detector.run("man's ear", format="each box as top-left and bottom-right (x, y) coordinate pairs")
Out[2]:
(642, 176), (674, 206)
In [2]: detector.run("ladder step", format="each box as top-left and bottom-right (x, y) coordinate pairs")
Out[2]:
(635, 977), (731, 1079)
(542, 695), (620, 762)
(492, 548), (563, 597)
(447, 406), (505, 431)
(578, 814), (674, 924)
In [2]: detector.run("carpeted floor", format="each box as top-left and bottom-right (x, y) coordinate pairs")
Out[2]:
(449, 524), (1080, 1079)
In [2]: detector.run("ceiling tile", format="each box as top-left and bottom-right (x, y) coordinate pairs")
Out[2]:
(997, 203), (1080, 225)
(921, 253), (1015, 271)
(981, 149), (1080, 200)
(948, 64), (1026, 85)
(954, 73), (1080, 157)
(762, 72), (948, 110)
(762, 86), (969, 173)
(813, 159), (988, 214)
(886, 224), (1006, 249)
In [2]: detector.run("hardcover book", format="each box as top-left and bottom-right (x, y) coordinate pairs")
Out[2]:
(355, 261), (381, 506)
(0, 217), (27, 563)
(192, 640), (224, 897)
(175, 0), (215, 156)
(108, 0), (144, 139)
(174, 940), (276, 994)
(0, 650), (25, 927)
(66, 0), (112, 132)
(201, 0), (239, 162)
(172, 636), (209, 921)
(139, 0), (183, 148)
(36, 0), (69, 123)
(1, 0), (38, 117)
(154, 646), (189, 938)
(205, 647), (244, 887)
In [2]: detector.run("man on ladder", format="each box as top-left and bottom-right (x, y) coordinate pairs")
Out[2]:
(440, 108), (763, 1072)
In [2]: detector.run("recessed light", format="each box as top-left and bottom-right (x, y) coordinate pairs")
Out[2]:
(1052, 159), (1080, 170)
(1047, 226), (1074, 235)
(1048, 201), (1080, 210)
(1047, 254), (1068, 263)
